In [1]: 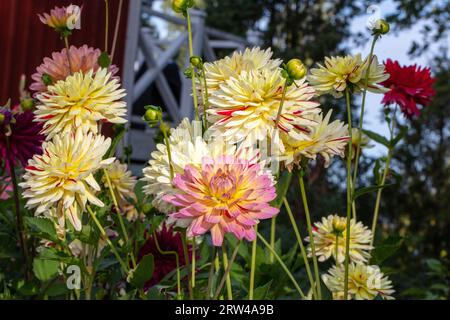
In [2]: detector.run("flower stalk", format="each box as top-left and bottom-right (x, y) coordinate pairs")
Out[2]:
(186, 10), (200, 121)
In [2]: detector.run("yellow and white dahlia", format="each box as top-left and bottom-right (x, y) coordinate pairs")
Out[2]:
(308, 54), (388, 97)
(306, 214), (373, 264)
(281, 110), (349, 169)
(203, 47), (282, 93)
(141, 118), (260, 222)
(20, 128), (114, 231)
(323, 263), (395, 300)
(35, 68), (127, 139)
(102, 160), (137, 202)
(207, 69), (320, 145)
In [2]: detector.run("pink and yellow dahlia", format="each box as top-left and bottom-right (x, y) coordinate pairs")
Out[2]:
(30, 45), (119, 94)
(163, 156), (278, 246)
(38, 4), (82, 34)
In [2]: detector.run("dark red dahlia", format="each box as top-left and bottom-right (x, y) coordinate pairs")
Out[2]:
(138, 223), (192, 290)
(0, 109), (45, 172)
(381, 59), (435, 118)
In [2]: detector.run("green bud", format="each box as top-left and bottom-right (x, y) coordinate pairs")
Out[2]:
(184, 67), (194, 79)
(20, 98), (34, 111)
(42, 73), (53, 86)
(172, 0), (194, 14)
(143, 105), (162, 127)
(373, 19), (390, 35)
(0, 113), (4, 124)
(142, 203), (153, 215)
(190, 56), (203, 68)
(285, 58), (307, 80)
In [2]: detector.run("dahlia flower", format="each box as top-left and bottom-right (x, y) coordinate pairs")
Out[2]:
(206, 70), (320, 145)
(38, 4), (82, 34)
(308, 54), (389, 97)
(281, 110), (349, 169)
(381, 59), (435, 118)
(163, 155), (279, 246)
(323, 263), (395, 300)
(102, 160), (137, 202)
(20, 128), (114, 231)
(30, 45), (119, 94)
(306, 214), (373, 264)
(138, 223), (191, 290)
(35, 68), (127, 139)
(0, 109), (45, 171)
(142, 118), (254, 219)
(203, 47), (282, 94)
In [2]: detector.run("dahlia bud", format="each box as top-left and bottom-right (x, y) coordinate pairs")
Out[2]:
(190, 56), (203, 68)
(20, 98), (35, 111)
(172, 0), (194, 14)
(332, 216), (347, 234)
(142, 203), (153, 215)
(0, 113), (4, 125)
(143, 105), (162, 127)
(285, 58), (307, 80)
(184, 67), (194, 79)
(373, 19), (390, 35)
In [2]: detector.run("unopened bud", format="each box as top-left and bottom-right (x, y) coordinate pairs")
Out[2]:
(21, 98), (34, 111)
(190, 56), (203, 68)
(172, 0), (194, 14)
(373, 19), (390, 35)
(0, 113), (4, 124)
(285, 58), (307, 80)
(332, 216), (347, 234)
(142, 203), (153, 215)
(184, 67), (194, 79)
(143, 105), (162, 127)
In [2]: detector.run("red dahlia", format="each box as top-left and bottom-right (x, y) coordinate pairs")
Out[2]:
(0, 109), (45, 172)
(381, 59), (435, 118)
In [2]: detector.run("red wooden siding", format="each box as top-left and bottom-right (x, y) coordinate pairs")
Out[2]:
(0, 0), (129, 105)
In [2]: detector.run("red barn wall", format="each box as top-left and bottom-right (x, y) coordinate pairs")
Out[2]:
(0, 0), (129, 105)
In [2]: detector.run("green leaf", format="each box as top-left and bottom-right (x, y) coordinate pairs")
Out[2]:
(33, 258), (59, 282)
(352, 184), (394, 200)
(252, 280), (273, 300)
(370, 236), (403, 265)
(98, 51), (111, 68)
(129, 254), (154, 288)
(46, 283), (69, 297)
(271, 171), (293, 208)
(362, 129), (390, 148)
(25, 217), (57, 241)
(106, 124), (126, 158)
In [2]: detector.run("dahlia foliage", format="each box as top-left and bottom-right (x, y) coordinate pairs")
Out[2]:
(0, 1), (436, 301)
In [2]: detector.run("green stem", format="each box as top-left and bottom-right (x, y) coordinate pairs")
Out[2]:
(257, 233), (306, 299)
(335, 233), (339, 268)
(64, 37), (73, 74)
(104, 0), (109, 52)
(186, 10), (200, 121)
(298, 174), (322, 299)
(343, 88), (354, 300)
(352, 35), (379, 186)
(181, 230), (194, 299)
(248, 224), (257, 300)
(283, 197), (317, 299)
(160, 122), (174, 180)
(87, 206), (129, 274)
(153, 230), (181, 297)
(200, 66), (210, 130)
(110, 0), (123, 61)
(103, 169), (136, 268)
(213, 241), (240, 300)
(7, 153), (30, 280)
(371, 106), (397, 246)
(191, 236), (196, 289)
(206, 247), (216, 299)
(274, 80), (289, 127)
(269, 216), (276, 263)
(221, 243), (233, 300)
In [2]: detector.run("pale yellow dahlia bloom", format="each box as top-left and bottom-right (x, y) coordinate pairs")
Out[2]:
(141, 118), (260, 223)
(207, 69), (320, 145)
(35, 68), (127, 139)
(102, 160), (137, 202)
(20, 128), (114, 231)
(281, 110), (349, 169)
(323, 263), (395, 300)
(203, 47), (282, 94)
(308, 54), (388, 97)
(306, 214), (373, 264)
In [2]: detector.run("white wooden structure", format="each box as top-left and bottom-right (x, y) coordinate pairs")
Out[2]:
(120, 1), (249, 174)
